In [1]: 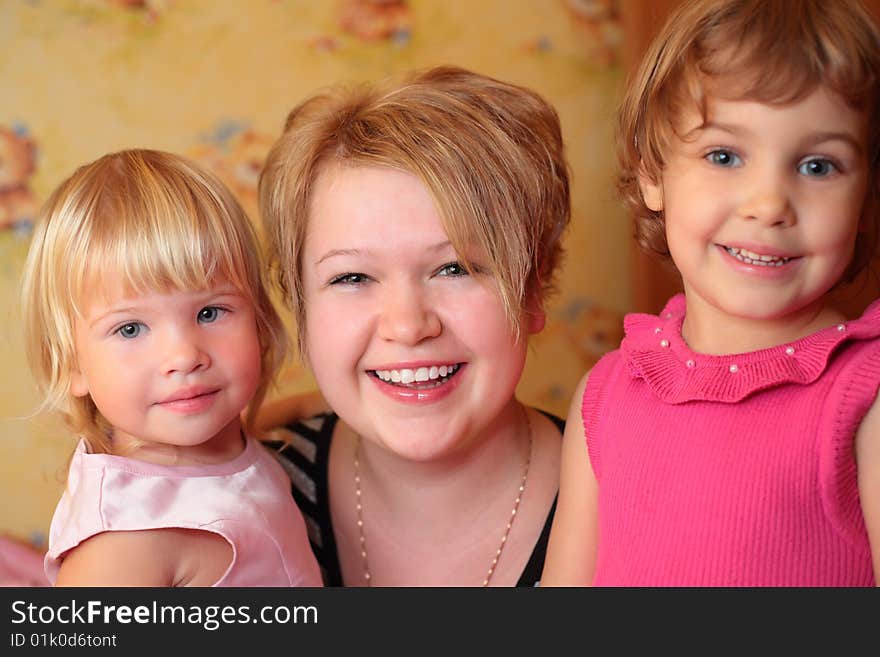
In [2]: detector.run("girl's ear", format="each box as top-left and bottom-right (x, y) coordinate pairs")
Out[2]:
(859, 184), (876, 231)
(638, 165), (664, 212)
(70, 370), (89, 398)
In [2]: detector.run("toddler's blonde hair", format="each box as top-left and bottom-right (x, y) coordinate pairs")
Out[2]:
(21, 149), (287, 453)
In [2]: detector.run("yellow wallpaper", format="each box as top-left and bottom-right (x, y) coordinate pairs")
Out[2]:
(0, 0), (628, 548)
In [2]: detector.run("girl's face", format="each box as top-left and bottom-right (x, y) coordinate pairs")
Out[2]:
(302, 165), (543, 462)
(70, 278), (262, 455)
(641, 85), (868, 335)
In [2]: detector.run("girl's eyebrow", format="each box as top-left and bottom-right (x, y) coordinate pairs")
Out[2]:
(87, 287), (243, 328)
(805, 131), (864, 154)
(687, 122), (863, 154)
(683, 120), (747, 139)
(88, 305), (138, 329)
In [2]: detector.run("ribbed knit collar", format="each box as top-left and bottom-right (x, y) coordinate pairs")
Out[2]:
(621, 294), (880, 404)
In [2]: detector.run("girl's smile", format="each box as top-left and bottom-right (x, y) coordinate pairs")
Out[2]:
(71, 280), (262, 460)
(640, 85), (868, 353)
(716, 244), (802, 279)
(154, 385), (222, 413)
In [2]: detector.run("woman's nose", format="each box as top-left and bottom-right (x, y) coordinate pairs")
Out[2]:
(376, 283), (442, 345)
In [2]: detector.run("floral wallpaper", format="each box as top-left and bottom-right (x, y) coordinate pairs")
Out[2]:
(0, 0), (627, 548)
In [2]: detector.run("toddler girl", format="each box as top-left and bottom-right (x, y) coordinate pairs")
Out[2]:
(21, 149), (322, 586)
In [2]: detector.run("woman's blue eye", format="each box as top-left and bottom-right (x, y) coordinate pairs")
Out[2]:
(705, 150), (741, 167)
(198, 306), (224, 323)
(436, 262), (468, 277)
(115, 322), (144, 339)
(799, 158), (837, 177)
(329, 273), (369, 285)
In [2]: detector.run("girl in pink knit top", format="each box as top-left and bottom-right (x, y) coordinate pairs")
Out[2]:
(543, 0), (880, 586)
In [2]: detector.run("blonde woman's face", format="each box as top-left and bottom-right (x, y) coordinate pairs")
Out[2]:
(301, 165), (542, 462)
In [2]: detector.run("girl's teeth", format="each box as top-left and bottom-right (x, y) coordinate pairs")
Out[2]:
(725, 246), (790, 266)
(374, 364), (459, 385)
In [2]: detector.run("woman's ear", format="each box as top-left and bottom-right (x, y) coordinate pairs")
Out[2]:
(524, 287), (546, 335)
(638, 165), (664, 212)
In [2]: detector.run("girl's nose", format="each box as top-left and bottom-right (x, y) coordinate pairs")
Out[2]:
(376, 284), (442, 346)
(737, 172), (796, 228)
(161, 330), (210, 375)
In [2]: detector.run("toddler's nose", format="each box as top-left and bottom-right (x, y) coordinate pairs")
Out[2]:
(161, 331), (210, 375)
(737, 172), (796, 227)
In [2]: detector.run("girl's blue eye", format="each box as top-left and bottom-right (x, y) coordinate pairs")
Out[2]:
(115, 322), (144, 339)
(436, 262), (468, 277)
(798, 158), (837, 177)
(198, 306), (224, 323)
(329, 273), (369, 285)
(705, 149), (742, 167)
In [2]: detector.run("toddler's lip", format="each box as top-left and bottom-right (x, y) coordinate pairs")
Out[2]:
(156, 386), (219, 405)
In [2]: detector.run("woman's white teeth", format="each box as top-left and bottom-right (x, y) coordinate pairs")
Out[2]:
(725, 246), (791, 266)
(375, 364), (459, 384)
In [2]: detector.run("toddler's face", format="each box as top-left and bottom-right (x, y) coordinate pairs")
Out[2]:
(70, 278), (262, 455)
(301, 164), (542, 462)
(640, 85), (867, 332)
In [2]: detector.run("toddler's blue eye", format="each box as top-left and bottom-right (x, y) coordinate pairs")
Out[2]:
(116, 322), (144, 339)
(799, 158), (836, 177)
(705, 150), (741, 167)
(198, 306), (223, 323)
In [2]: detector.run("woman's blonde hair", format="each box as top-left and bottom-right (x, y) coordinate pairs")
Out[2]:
(618, 0), (880, 281)
(259, 66), (571, 356)
(21, 149), (287, 453)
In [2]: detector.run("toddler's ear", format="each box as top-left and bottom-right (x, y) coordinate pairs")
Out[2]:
(638, 165), (664, 212)
(70, 370), (89, 398)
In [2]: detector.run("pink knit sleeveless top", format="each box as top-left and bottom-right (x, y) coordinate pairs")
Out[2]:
(45, 435), (322, 586)
(582, 295), (880, 586)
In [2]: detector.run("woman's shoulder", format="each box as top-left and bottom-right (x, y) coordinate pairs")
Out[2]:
(535, 408), (565, 435)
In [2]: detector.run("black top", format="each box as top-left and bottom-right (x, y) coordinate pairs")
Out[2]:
(264, 410), (564, 586)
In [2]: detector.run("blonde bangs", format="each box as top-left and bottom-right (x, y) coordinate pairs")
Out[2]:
(69, 159), (256, 308)
(22, 149), (287, 452)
